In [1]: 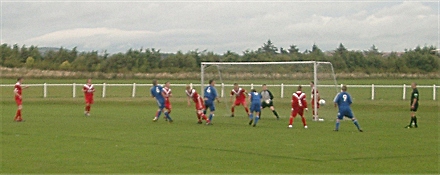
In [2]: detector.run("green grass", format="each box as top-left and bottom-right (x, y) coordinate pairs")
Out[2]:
(1, 79), (439, 174)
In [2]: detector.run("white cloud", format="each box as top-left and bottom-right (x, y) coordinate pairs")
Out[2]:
(2, 1), (438, 54)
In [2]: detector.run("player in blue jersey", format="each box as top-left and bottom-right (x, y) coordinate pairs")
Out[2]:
(204, 79), (220, 123)
(333, 85), (362, 132)
(151, 79), (172, 123)
(248, 89), (262, 127)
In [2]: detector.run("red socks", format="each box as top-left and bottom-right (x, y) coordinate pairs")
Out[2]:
(301, 116), (307, 126)
(15, 109), (22, 121)
(85, 106), (91, 113)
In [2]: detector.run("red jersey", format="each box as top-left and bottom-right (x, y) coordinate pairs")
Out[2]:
(311, 87), (320, 102)
(163, 87), (172, 103)
(83, 84), (95, 98)
(186, 89), (204, 110)
(292, 91), (307, 109)
(231, 88), (246, 101)
(14, 82), (22, 99)
(186, 89), (202, 103)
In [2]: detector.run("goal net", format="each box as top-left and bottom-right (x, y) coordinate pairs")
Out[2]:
(200, 61), (339, 121)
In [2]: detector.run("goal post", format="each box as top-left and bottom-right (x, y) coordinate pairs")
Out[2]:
(200, 61), (339, 119)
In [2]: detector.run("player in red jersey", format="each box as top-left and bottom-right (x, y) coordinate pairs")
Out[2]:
(230, 83), (249, 117)
(310, 81), (321, 121)
(14, 77), (29, 122)
(83, 78), (95, 116)
(288, 85), (308, 128)
(186, 85), (211, 125)
(162, 81), (172, 120)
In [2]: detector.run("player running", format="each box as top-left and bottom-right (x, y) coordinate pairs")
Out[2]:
(260, 84), (280, 120)
(333, 85), (363, 132)
(310, 81), (323, 121)
(230, 83), (249, 117)
(248, 89), (262, 127)
(204, 79), (220, 123)
(83, 78), (95, 116)
(288, 85), (308, 129)
(151, 80), (173, 123)
(163, 81), (172, 121)
(186, 85), (211, 125)
(13, 77), (29, 122)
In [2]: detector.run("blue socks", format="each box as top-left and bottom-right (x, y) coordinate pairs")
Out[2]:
(164, 111), (172, 121)
(156, 111), (162, 118)
(335, 121), (340, 130)
(249, 114), (253, 120)
(335, 119), (361, 130)
(209, 114), (214, 121)
(254, 116), (260, 125)
(353, 119), (361, 130)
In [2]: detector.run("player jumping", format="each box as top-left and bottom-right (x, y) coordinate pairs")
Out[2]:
(230, 83), (249, 117)
(186, 85), (211, 125)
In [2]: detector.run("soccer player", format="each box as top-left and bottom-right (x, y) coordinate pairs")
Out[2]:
(405, 82), (419, 128)
(333, 85), (363, 132)
(162, 81), (172, 121)
(83, 78), (95, 116)
(310, 81), (322, 121)
(260, 84), (280, 120)
(204, 79), (220, 123)
(230, 83), (249, 117)
(186, 85), (211, 125)
(248, 89), (262, 127)
(13, 77), (29, 122)
(151, 80), (173, 122)
(288, 85), (308, 129)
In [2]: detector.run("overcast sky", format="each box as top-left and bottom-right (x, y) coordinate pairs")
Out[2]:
(1, 0), (438, 54)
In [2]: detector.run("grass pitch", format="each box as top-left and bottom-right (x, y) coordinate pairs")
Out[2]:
(1, 79), (439, 174)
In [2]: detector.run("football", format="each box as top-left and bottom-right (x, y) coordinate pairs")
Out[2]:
(319, 99), (326, 106)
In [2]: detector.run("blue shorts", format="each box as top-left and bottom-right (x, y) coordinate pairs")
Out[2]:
(156, 100), (165, 109)
(337, 108), (354, 120)
(250, 103), (261, 113)
(204, 101), (215, 112)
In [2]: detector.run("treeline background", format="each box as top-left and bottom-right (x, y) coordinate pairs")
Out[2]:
(1, 40), (439, 75)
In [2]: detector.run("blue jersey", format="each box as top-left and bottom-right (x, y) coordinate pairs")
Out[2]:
(204, 85), (218, 102)
(250, 92), (262, 104)
(249, 92), (262, 112)
(151, 85), (165, 102)
(333, 92), (352, 110)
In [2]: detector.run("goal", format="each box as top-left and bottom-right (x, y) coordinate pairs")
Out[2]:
(200, 61), (339, 120)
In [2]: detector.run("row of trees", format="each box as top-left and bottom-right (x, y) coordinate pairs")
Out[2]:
(0, 40), (439, 74)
